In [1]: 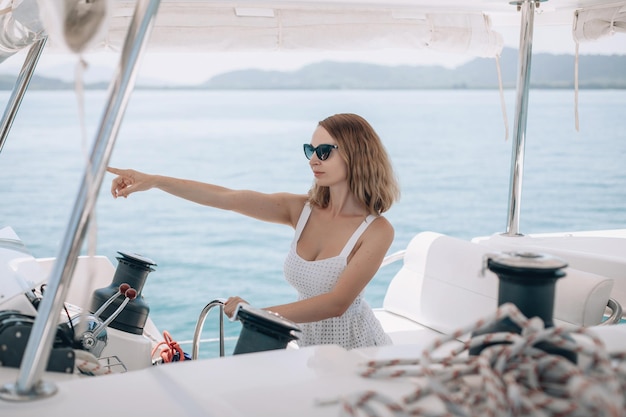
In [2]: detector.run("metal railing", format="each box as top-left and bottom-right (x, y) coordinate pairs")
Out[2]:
(0, 37), (46, 154)
(600, 298), (624, 326)
(192, 299), (227, 359)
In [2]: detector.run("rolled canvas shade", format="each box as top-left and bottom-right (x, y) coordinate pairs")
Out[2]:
(573, 2), (626, 42)
(571, 2), (626, 130)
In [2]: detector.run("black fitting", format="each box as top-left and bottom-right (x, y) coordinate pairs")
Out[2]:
(233, 304), (300, 355)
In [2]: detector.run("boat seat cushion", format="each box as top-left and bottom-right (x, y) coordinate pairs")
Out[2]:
(382, 231), (614, 335)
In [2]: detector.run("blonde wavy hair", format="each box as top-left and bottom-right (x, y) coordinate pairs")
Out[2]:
(307, 113), (400, 215)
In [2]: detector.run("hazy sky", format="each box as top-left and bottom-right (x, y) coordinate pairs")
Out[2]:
(4, 21), (625, 85)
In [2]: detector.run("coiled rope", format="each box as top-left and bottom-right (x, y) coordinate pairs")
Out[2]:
(152, 330), (186, 363)
(74, 349), (113, 376)
(337, 303), (626, 417)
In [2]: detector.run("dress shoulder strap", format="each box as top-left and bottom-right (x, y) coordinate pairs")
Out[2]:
(338, 214), (378, 258)
(292, 202), (312, 245)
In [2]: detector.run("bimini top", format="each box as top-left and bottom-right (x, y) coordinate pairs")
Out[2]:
(3, 0), (625, 62)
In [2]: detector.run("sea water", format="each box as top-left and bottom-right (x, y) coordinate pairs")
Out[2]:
(1, 88), (625, 357)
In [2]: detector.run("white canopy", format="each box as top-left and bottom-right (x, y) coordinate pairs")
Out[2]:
(4, 0), (626, 63)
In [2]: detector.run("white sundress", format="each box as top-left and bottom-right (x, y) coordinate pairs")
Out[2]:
(283, 203), (392, 350)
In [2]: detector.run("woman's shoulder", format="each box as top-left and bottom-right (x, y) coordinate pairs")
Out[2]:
(370, 214), (393, 229)
(278, 193), (309, 227)
(352, 215), (394, 256)
(367, 215), (394, 239)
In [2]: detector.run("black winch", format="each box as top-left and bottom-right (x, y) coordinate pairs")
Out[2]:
(89, 251), (156, 335)
(469, 251), (577, 363)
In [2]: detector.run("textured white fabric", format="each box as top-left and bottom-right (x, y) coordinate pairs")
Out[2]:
(284, 203), (392, 349)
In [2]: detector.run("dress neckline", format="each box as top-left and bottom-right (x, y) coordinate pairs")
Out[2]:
(293, 203), (377, 262)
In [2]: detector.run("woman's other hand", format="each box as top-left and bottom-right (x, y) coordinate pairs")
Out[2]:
(224, 296), (249, 318)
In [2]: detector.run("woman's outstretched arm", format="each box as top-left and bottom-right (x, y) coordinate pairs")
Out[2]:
(107, 167), (306, 226)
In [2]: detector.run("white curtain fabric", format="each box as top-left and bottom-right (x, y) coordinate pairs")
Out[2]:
(0, 0), (112, 62)
(572, 2), (626, 131)
(0, 0), (45, 63)
(573, 2), (626, 42)
(37, 0), (112, 54)
(423, 13), (503, 58)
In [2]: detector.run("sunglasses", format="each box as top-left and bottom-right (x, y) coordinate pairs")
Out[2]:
(303, 144), (338, 161)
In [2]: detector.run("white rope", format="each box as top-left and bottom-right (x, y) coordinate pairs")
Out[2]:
(75, 57), (98, 261)
(574, 40), (580, 132)
(495, 53), (509, 141)
(336, 303), (625, 417)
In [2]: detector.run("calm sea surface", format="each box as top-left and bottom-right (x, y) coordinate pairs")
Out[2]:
(1, 89), (625, 356)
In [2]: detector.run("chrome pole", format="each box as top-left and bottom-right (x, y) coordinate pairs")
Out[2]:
(0, 0), (162, 401)
(0, 37), (47, 154)
(505, 0), (537, 236)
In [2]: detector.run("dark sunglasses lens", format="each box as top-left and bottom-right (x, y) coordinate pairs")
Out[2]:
(317, 145), (333, 161)
(303, 144), (314, 160)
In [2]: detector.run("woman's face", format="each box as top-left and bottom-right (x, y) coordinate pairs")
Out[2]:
(308, 126), (347, 187)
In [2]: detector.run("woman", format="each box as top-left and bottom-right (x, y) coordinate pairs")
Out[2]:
(108, 113), (400, 349)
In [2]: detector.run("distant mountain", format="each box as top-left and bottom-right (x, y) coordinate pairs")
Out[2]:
(459, 48), (626, 89)
(202, 48), (626, 89)
(203, 63), (457, 90)
(0, 73), (71, 90)
(0, 48), (624, 90)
